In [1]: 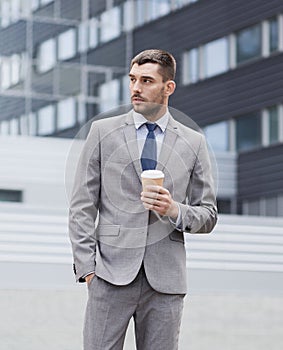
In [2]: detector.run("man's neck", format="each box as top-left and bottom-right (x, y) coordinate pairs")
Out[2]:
(142, 106), (168, 122)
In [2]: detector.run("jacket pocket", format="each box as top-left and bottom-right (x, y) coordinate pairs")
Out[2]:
(96, 225), (120, 236)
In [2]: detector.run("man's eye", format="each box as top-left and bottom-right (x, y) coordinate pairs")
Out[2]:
(144, 79), (151, 83)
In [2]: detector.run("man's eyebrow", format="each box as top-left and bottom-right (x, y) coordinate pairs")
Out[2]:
(128, 73), (155, 80)
(141, 75), (155, 80)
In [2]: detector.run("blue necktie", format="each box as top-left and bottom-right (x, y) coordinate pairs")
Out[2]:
(141, 123), (157, 171)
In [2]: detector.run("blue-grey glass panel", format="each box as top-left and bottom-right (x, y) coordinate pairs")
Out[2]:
(236, 25), (261, 64)
(269, 17), (279, 53)
(268, 106), (279, 144)
(236, 113), (261, 151)
(205, 121), (229, 151)
(0, 189), (22, 202)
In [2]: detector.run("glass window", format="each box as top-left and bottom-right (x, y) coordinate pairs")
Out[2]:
(236, 24), (261, 64)
(123, 1), (134, 31)
(248, 199), (260, 216)
(236, 113), (261, 151)
(204, 121), (229, 152)
(19, 52), (28, 81)
(183, 48), (199, 84)
(38, 104), (55, 135)
(100, 7), (121, 43)
(77, 99), (86, 124)
(0, 189), (22, 203)
(11, 54), (20, 85)
(122, 75), (131, 104)
(28, 112), (37, 135)
(57, 97), (76, 130)
(135, 0), (146, 26)
(11, 0), (20, 22)
(19, 115), (28, 135)
(89, 18), (98, 48)
(148, 0), (170, 21)
(10, 118), (19, 135)
(268, 106), (279, 144)
(99, 79), (120, 113)
(265, 196), (278, 216)
(78, 22), (88, 53)
(38, 38), (56, 73)
(217, 199), (232, 214)
(58, 29), (76, 60)
(269, 17), (278, 53)
(1, 0), (11, 28)
(40, 0), (54, 6)
(31, 0), (39, 11)
(21, 2), (31, 16)
(0, 120), (9, 135)
(204, 38), (229, 78)
(175, 0), (190, 8)
(1, 58), (11, 89)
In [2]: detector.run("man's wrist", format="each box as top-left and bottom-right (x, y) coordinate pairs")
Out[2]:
(168, 202), (183, 230)
(167, 201), (179, 220)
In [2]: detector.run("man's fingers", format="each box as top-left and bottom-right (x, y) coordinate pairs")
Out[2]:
(143, 185), (169, 194)
(141, 192), (162, 201)
(85, 273), (95, 284)
(141, 185), (173, 216)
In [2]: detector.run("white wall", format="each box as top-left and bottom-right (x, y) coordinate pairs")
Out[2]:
(0, 135), (83, 209)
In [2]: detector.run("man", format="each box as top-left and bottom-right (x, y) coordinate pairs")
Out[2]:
(69, 49), (217, 350)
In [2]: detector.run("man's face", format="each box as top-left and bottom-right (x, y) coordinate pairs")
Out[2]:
(129, 63), (168, 118)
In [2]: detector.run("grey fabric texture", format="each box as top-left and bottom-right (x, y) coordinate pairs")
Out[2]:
(84, 267), (184, 350)
(69, 111), (217, 293)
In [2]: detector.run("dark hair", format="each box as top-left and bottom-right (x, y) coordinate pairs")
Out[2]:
(131, 49), (176, 82)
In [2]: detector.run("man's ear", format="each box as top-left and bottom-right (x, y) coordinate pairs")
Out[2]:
(165, 80), (176, 96)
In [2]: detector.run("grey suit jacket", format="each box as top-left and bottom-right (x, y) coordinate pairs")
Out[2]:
(69, 111), (217, 294)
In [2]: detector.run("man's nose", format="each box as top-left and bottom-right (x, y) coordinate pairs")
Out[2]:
(133, 80), (142, 93)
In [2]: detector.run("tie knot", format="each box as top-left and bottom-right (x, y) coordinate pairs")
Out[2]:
(145, 123), (157, 132)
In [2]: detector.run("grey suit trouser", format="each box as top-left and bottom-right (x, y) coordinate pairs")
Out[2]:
(84, 265), (185, 350)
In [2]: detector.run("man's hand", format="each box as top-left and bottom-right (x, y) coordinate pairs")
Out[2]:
(85, 273), (95, 285)
(141, 185), (179, 219)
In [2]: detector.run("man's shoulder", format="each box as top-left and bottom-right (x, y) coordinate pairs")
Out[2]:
(170, 116), (204, 140)
(91, 113), (130, 130)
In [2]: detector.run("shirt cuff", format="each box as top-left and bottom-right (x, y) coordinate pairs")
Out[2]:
(168, 203), (182, 230)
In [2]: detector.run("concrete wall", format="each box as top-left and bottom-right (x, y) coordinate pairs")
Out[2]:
(0, 136), (83, 209)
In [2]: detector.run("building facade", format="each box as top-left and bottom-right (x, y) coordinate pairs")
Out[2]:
(1, 0), (283, 216)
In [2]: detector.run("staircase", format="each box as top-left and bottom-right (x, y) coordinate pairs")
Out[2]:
(1, 205), (283, 289)
(186, 214), (283, 272)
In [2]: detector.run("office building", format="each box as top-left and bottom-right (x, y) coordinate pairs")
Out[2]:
(1, 0), (283, 216)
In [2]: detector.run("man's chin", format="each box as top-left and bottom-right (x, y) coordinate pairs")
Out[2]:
(133, 103), (146, 114)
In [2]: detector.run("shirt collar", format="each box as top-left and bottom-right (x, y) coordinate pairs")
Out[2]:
(133, 109), (169, 133)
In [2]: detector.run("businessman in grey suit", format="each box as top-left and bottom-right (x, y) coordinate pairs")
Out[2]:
(69, 49), (217, 350)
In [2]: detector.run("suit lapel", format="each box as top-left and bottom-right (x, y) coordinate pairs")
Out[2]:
(123, 111), (143, 182)
(156, 115), (178, 171)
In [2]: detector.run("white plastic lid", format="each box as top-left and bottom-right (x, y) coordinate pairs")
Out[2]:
(141, 170), (164, 179)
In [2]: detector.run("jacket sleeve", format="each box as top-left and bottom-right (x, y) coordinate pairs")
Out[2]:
(68, 122), (101, 282)
(178, 134), (218, 234)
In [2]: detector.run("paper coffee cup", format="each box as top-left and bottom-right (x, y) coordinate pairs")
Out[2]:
(141, 170), (164, 190)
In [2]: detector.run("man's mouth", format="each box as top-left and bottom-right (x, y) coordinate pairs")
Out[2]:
(131, 96), (145, 103)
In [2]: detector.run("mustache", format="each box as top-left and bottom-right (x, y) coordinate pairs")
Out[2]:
(131, 94), (146, 101)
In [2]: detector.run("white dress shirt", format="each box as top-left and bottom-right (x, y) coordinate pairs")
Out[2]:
(133, 110), (169, 158)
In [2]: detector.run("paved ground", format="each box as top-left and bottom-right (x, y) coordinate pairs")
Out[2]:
(1, 287), (283, 350)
